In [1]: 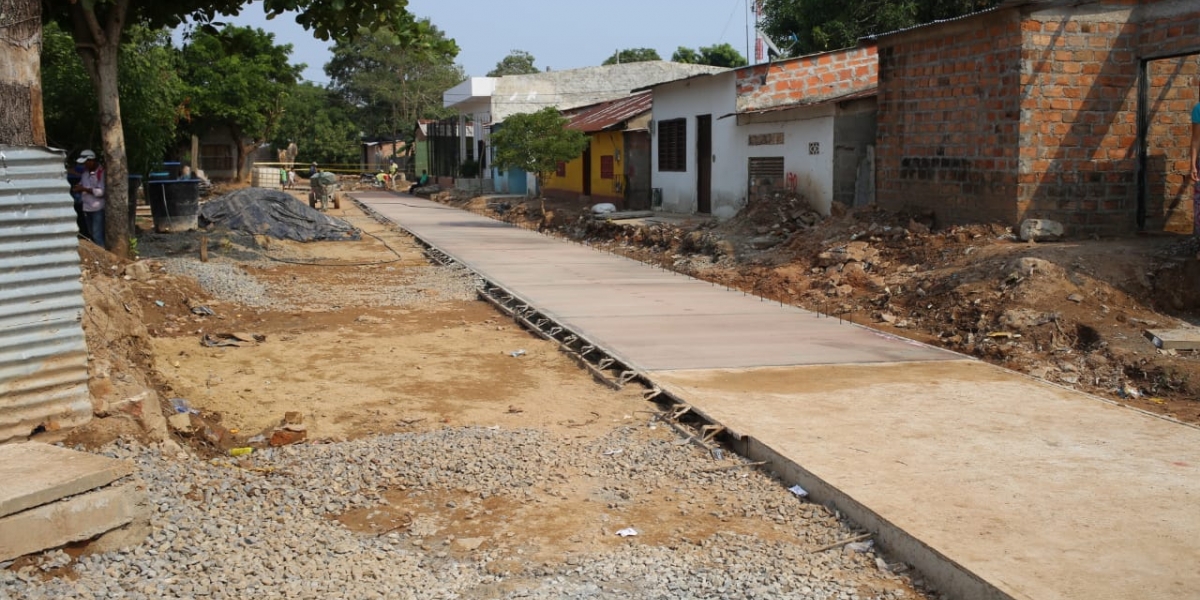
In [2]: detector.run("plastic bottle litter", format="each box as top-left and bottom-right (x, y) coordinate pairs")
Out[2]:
(510, 349), (526, 358)
(615, 528), (638, 537)
(229, 447), (253, 457)
(788, 484), (809, 498)
(171, 398), (191, 414)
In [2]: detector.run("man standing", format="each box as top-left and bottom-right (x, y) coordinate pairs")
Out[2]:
(1191, 99), (1200, 238)
(71, 150), (105, 248)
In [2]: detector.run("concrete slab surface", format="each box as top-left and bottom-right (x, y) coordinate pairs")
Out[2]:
(0, 480), (149, 562)
(651, 362), (1200, 600)
(0, 442), (134, 518)
(357, 193), (1200, 600)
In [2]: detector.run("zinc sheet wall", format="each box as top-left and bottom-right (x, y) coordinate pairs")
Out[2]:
(0, 146), (91, 443)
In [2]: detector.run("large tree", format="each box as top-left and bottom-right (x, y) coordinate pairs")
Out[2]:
(671, 43), (747, 68)
(487, 50), (539, 77)
(42, 22), (184, 177)
(179, 25), (301, 182)
(271, 82), (360, 166)
(760, 0), (1002, 55)
(18, 0), (448, 258)
(490, 107), (588, 196)
(602, 47), (660, 65)
(326, 22), (462, 141)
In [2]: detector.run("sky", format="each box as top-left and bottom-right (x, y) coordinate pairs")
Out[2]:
(222, 0), (762, 84)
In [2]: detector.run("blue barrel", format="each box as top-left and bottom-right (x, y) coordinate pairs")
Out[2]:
(146, 179), (200, 232)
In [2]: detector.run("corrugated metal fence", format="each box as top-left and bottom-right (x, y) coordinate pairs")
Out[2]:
(0, 146), (91, 443)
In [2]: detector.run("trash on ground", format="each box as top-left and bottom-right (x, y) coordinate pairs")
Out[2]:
(615, 528), (638, 537)
(154, 300), (165, 307)
(846, 540), (875, 553)
(202, 332), (266, 347)
(170, 398), (198, 414)
(509, 349), (526, 357)
(229, 447), (253, 457)
(190, 305), (215, 316)
(198, 187), (361, 242)
(788, 484), (809, 498)
(591, 203), (617, 216)
(603, 448), (623, 456)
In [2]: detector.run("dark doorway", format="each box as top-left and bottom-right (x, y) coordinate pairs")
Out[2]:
(696, 115), (712, 214)
(1138, 52), (1200, 232)
(582, 146), (593, 197)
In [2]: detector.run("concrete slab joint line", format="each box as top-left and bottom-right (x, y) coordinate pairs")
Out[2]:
(353, 193), (1200, 600)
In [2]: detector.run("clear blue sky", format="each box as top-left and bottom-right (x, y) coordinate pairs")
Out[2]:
(224, 0), (761, 83)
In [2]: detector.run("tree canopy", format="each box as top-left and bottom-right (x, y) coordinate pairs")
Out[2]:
(487, 50), (540, 77)
(179, 25), (302, 180)
(34, 0), (448, 257)
(490, 107), (588, 194)
(671, 43), (747, 68)
(326, 22), (462, 140)
(271, 82), (361, 166)
(602, 48), (661, 65)
(759, 0), (1003, 55)
(40, 21), (185, 176)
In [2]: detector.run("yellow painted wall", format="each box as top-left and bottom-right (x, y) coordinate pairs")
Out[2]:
(588, 132), (625, 202)
(543, 132), (629, 203)
(545, 150), (585, 195)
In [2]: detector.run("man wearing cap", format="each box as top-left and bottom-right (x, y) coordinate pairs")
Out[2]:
(71, 150), (105, 248)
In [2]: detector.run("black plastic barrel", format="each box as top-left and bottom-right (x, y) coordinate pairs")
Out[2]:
(162, 162), (182, 180)
(146, 179), (200, 232)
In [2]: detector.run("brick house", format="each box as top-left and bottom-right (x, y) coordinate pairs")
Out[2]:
(871, 0), (1200, 234)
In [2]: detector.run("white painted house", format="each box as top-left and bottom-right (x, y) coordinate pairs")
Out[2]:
(647, 71), (742, 219)
(443, 62), (726, 196)
(649, 45), (879, 218)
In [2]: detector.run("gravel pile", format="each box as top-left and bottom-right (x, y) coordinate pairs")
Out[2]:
(2, 427), (928, 600)
(142, 226), (481, 311)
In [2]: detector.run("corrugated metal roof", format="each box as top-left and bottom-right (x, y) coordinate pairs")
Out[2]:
(567, 92), (652, 133)
(0, 146), (91, 443)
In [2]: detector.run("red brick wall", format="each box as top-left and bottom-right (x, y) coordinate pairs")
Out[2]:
(875, 13), (1024, 225)
(736, 45), (877, 112)
(1143, 55), (1200, 233)
(1140, 11), (1200, 233)
(877, 1), (1200, 234)
(1017, 15), (1140, 235)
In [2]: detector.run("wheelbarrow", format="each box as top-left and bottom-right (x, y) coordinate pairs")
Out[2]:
(308, 171), (341, 211)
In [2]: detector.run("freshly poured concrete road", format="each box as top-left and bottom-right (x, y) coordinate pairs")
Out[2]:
(357, 193), (1200, 600)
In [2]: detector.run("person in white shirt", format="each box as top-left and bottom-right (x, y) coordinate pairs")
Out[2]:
(71, 150), (105, 248)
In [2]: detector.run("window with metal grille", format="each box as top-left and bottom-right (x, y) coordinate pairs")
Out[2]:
(201, 144), (233, 171)
(600, 155), (615, 179)
(556, 161), (567, 177)
(657, 119), (686, 172)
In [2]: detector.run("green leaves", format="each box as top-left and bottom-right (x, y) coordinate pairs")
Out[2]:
(760, 0), (1002, 56)
(326, 22), (462, 139)
(671, 43), (747, 68)
(487, 50), (539, 77)
(602, 48), (661, 66)
(491, 108), (588, 186)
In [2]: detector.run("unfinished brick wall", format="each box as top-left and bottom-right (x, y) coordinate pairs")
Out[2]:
(736, 45), (877, 112)
(1017, 12), (1140, 235)
(875, 13), (1024, 225)
(1144, 55), (1200, 233)
(1140, 9), (1200, 233)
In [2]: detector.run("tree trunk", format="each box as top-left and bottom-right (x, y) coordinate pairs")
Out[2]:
(71, 0), (131, 258)
(96, 44), (130, 258)
(233, 129), (251, 183)
(0, 0), (46, 145)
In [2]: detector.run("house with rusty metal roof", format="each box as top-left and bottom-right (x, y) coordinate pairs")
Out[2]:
(543, 92), (655, 208)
